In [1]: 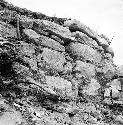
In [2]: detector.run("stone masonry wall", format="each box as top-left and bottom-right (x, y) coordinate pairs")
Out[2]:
(0, 0), (123, 125)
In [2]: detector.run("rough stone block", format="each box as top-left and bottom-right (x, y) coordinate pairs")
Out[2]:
(64, 19), (98, 40)
(33, 19), (72, 42)
(23, 29), (65, 52)
(39, 35), (65, 52)
(102, 60), (116, 79)
(45, 76), (73, 98)
(64, 19), (110, 49)
(74, 60), (96, 79)
(72, 31), (99, 49)
(40, 48), (66, 72)
(82, 78), (101, 96)
(66, 42), (102, 64)
(0, 21), (17, 38)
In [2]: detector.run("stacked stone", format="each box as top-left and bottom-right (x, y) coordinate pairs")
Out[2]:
(0, 1), (123, 125)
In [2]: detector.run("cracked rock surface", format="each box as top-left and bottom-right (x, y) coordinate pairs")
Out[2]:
(0, 0), (122, 125)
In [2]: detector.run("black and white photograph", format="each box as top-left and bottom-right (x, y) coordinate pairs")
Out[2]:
(0, 0), (122, 124)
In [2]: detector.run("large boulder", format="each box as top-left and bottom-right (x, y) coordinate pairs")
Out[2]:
(82, 78), (101, 96)
(33, 20), (72, 42)
(23, 29), (65, 52)
(38, 48), (66, 72)
(102, 60), (116, 79)
(64, 19), (98, 39)
(64, 19), (110, 49)
(45, 76), (73, 98)
(104, 79), (121, 99)
(72, 31), (99, 49)
(66, 42), (102, 64)
(73, 60), (96, 79)
(39, 35), (65, 52)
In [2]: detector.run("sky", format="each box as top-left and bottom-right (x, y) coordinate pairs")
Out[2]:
(6, 0), (123, 66)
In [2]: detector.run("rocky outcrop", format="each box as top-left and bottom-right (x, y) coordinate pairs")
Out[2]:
(0, 0), (122, 125)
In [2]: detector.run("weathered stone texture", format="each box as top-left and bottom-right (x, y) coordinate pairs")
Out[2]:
(39, 48), (66, 72)
(64, 19), (110, 50)
(23, 28), (65, 52)
(72, 31), (99, 49)
(0, 1), (121, 125)
(20, 15), (34, 29)
(66, 42), (102, 64)
(39, 35), (65, 52)
(0, 21), (17, 38)
(34, 20), (72, 42)
(73, 60), (96, 79)
(64, 19), (98, 39)
(82, 78), (101, 96)
(102, 60), (116, 79)
(45, 76), (73, 98)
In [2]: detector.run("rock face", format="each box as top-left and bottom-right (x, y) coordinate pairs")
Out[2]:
(0, 1), (122, 125)
(45, 76), (73, 98)
(73, 60), (96, 79)
(34, 20), (72, 42)
(66, 42), (102, 65)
